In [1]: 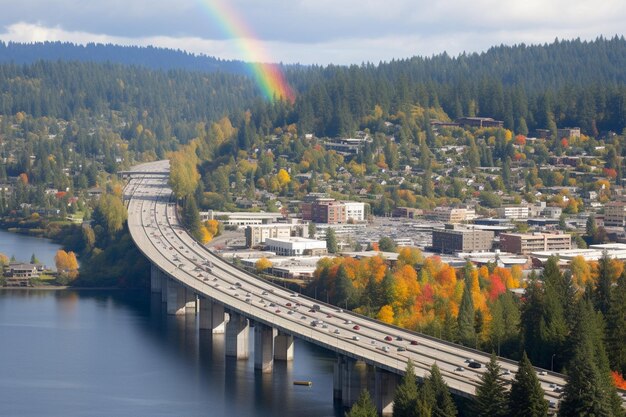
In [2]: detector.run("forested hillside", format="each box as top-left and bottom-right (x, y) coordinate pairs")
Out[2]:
(284, 36), (626, 137)
(0, 41), (248, 74)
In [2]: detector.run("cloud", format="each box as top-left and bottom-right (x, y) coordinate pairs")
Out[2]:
(1, 0), (626, 65)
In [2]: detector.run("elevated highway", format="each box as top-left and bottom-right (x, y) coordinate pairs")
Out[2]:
(126, 160), (571, 414)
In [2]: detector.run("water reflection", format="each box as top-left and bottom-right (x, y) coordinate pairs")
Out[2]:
(0, 289), (341, 417)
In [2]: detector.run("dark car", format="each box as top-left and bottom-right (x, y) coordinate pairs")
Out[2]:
(468, 361), (482, 369)
(410, 340), (418, 346)
(384, 336), (393, 342)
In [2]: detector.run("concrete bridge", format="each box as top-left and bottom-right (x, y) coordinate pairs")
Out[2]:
(126, 160), (570, 414)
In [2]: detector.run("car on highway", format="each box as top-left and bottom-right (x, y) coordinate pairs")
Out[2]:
(353, 325), (360, 331)
(468, 361), (482, 369)
(397, 347), (406, 352)
(384, 336), (393, 342)
(410, 340), (418, 346)
(333, 329), (340, 334)
(352, 336), (360, 341)
(455, 367), (465, 372)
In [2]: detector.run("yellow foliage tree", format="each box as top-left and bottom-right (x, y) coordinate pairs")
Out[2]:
(205, 219), (219, 236)
(570, 255), (592, 289)
(199, 226), (213, 244)
(277, 169), (291, 187)
(377, 305), (394, 324)
(55, 250), (79, 280)
(255, 257), (273, 273)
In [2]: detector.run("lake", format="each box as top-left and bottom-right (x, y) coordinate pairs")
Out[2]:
(0, 228), (62, 269)
(0, 289), (342, 417)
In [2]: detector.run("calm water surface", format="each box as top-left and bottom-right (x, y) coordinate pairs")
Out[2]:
(0, 229), (62, 269)
(0, 290), (341, 417)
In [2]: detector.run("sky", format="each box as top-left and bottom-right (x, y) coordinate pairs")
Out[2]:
(0, 0), (624, 65)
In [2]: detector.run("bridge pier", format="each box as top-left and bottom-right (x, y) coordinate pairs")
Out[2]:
(340, 357), (368, 409)
(254, 324), (277, 373)
(333, 355), (344, 402)
(274, 331), (294, 361)
(198, 297), (226, 333)
(166, 279), (186, 315)
(161, 275), (168, 303)
(374, 367), (398, 416)
(185, 291), (197, 314)
(150, 264), (163, 293)
(225, 312), (249, 359)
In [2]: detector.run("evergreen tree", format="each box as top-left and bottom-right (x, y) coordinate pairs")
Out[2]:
(473, 353), (508, 417)
(30, 253), (39, 264)
(507, 352), (549, 417)
(520, 274), (545, 366)
(334, 264), (354, 308)
(457, 280), (476, 347)
(606, 270), (626, 376)
(563, 299), (625, 417)
(594, 251), (614, 316)
(346, 390), (378, 417)
(326, 227), (338, 254)
(182, 195), (202, 241)
(423, 363), (457, 417)
(393, 360), (419, 417)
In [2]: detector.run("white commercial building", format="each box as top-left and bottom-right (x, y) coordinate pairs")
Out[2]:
(496, 206), (530, 221)
(200, 210), (283, 226)
(265, 237), (327, 256)
(343, 201), (366, 222)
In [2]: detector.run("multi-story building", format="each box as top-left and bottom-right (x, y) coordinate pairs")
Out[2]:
(245, 223), (308, 248)
(392, 207), (423, 219)
(430, 207), (471, 224)
(431, 225), (494, 254)
(200, 210), (283, 226)
(604, 202), (626, 227)
(496, 205), (530, 221)
(312, 200), (345, 224)
(301, 196), (365, 224)
(499, 232), (571, 255)
(343, 201), (366, 222)
(264, 237), (327, 257)
(557, 127), (581, 139)
(456, 117), (504, 128)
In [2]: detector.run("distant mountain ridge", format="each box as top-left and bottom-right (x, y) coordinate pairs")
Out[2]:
(0, 41), (249, 75)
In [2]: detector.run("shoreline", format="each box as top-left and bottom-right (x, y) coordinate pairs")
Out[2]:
(0, 286), (132, 291)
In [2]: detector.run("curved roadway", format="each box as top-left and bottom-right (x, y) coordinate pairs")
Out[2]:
(126, 160), (579, 407)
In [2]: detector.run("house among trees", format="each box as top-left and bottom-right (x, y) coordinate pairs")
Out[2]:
(456, 117), (504, 128)
(3, 262), (41, 286)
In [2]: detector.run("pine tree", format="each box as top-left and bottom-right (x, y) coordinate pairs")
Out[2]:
(326, 227), (338, 254)
(473, 353), (508, 417)
(457, 280), (476, 347)
(182, 195), (202, 241)
(520, 274), (545, 366)
(507, 352), (549, 417)
(423, 363), (457, 417)
(594, 251), (614, 316)
(606, 270), (626, 376)
(347, 390), (378, 417)
(393, 360), (419, 417)
(563, 299), (625, 417)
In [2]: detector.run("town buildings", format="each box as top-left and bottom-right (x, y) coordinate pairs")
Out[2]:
(499, 232), (572, 255)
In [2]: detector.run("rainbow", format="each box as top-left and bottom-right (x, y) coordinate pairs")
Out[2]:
(199, 0), (295, 102)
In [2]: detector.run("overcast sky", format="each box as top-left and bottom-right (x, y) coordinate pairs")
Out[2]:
(0, 0), (624, 65)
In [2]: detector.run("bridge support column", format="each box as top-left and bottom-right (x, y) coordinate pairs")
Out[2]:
(333, 355), (344, 402)
(254, 324), (277, 373)
(161, 275), (168, 303)
(199, 297), (226, 333)
(166, 279), (186, 315)
(274, 332), (294, 361)
(225, 312), (249, 359)
(374, 367), (398, 416)
(184, 289), (197, 314)
(341, 358), (367, 408)
(150, 264), (163, 293)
